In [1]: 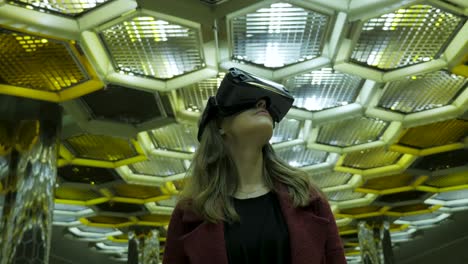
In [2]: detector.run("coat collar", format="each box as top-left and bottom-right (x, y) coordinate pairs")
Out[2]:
(180, 185), (330, 264)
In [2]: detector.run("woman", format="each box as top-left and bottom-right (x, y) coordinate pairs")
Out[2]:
(163, 68), (346, 264)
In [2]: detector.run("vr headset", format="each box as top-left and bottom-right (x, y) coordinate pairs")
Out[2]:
(197, 68), (294, 141)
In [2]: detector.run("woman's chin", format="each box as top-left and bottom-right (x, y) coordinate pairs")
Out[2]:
(252, 125), (273, 144)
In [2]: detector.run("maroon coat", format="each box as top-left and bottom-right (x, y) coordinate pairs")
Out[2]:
(163, 185), (347, 264)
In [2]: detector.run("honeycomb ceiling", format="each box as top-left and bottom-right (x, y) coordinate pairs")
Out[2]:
(0, 0), (467, 262)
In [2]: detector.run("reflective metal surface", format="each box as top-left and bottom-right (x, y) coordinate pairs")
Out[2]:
(128, 228), (160, 264)
(358, 221), (394, 264)
(0, 95), (61, 264)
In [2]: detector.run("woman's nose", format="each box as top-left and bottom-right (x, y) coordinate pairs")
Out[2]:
(256, 99), (267, 109)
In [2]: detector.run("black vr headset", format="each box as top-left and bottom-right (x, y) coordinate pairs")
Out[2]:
(197, 68), (294, 141)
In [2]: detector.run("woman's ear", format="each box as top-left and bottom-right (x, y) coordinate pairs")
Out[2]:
(217, 117), (229, 136)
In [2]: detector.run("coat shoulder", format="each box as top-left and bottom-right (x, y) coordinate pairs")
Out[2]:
(300, 189), (335, 221)
(172, 199), (204, 224)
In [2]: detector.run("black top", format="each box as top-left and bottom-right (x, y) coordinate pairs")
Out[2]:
(224, 192), (290, 264)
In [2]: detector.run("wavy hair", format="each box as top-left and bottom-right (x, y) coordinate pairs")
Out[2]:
(179, 119), (321, 223)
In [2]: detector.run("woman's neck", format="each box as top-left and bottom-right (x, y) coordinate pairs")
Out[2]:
(227, 142), (267, 193)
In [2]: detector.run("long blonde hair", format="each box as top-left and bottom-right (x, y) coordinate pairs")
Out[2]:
(179, 119), (321, 223)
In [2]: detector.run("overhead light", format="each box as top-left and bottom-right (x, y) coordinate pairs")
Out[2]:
(276, 144), (328, 168)
(309, 171), (353, 188)
(327, 190), (366, 202)
(0, 28), (88, 91)
(177, 73), (225, 112)
(229, 2), (330, 68)
(64, 134), (139, 162)
(284, 68), (363, 111)
(9, 0), (113, 16)
(146, 123), (198, 153)
(379, 71), (467, 113)
(129, 156), (187, 177)
(351, 5), (463, 69)
(316, 117), (389, 147)
(343, 146), (402, 169)
(0, 28), (102, 102)
(100, 15), (205, 79)
(270, 118), (301, 144)
(398, 119), (467, 148)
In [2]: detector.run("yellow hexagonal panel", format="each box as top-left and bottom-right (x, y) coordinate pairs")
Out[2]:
(138, 214), (172, 226)
(418, 171), (468, 193)
(82, 215), (132, 228)
(0, 27), (103, 102)
(59, 134), (146, 168)
(391, 119), (467, 156)
(55, 185), (108, 206)
(335, 146), (416, 176)
(337, 205), (389, 219)
(109, 183), (171, 204)
(356, 173), (427, 195)
(386, 203), (442, 217)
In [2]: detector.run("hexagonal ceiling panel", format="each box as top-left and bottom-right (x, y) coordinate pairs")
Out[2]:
(276, 144), (328, 168)
(271, 118), (303, 144)
(177, 73), (224, 113)
(128, 156), (187, 178)
(351, 4), (463, 70)
(284, 68), (364, 111)
(309, 171), (354, 190)
(81, 84), (172, 125)
(95, 202), (146, 214)
(58, 165), (120, 185)
(413, 149), (467, 171)
(145, 123), (198, 153)
(397, 119), (467, 149)
(66, 135), (135, 159)
(0, 27), (102, 102)
(378, 71), (467, 113)
(9, 0), (113, 16)
(229, 2), (330, 68)
(60, 131), (146, 168)
(341, 146), (403, 169)
(316, 117), (389, 147)
(55, 185), (102, 202)
(0, 29), (88, 91)
(99, 15), (205, 79)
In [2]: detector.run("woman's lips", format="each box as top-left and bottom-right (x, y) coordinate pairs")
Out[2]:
(255, 110), (271, 117)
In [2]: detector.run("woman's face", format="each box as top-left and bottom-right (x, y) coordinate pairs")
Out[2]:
(220, 99), (273, 145)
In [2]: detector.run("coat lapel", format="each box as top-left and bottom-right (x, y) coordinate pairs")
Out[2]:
(180, 209), (229, 264)
(276, 186), (330, 264)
